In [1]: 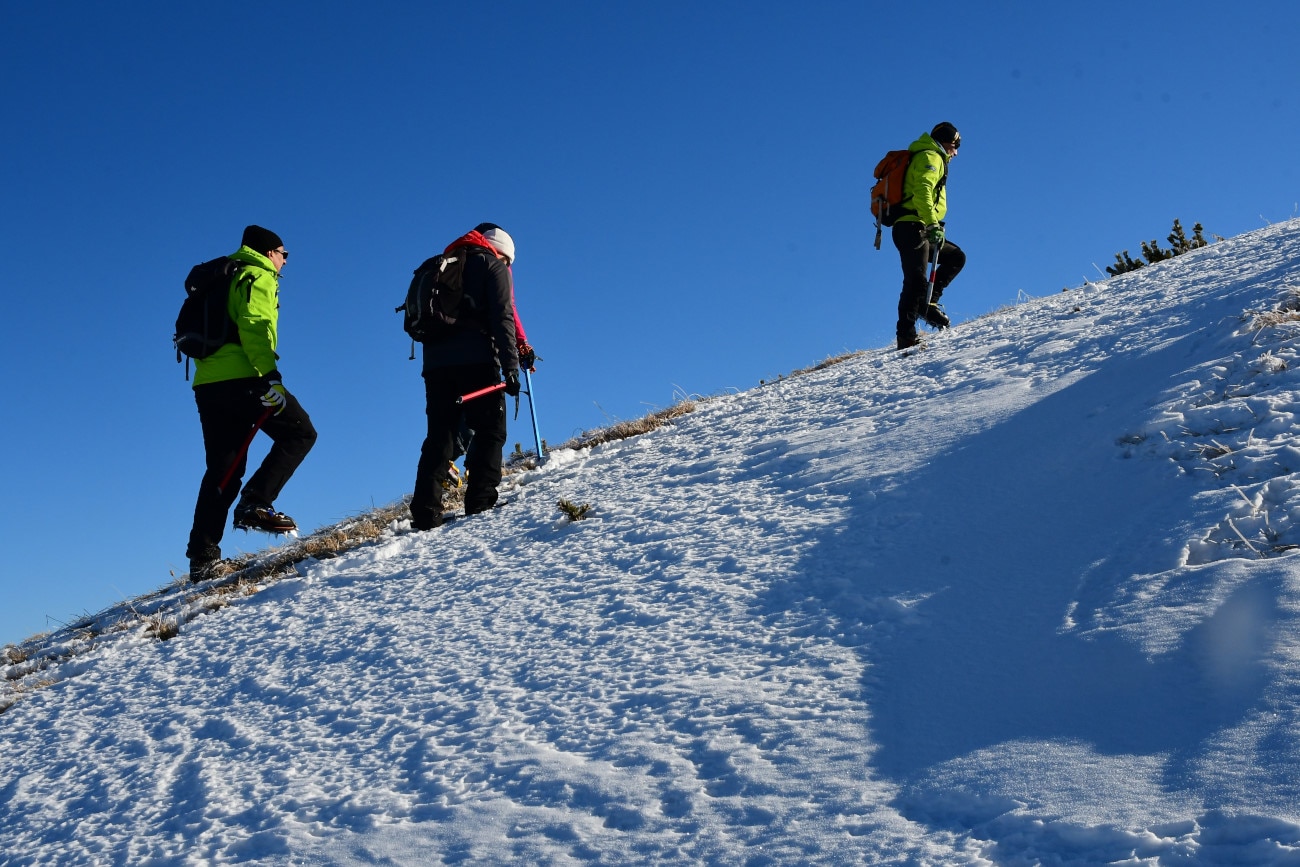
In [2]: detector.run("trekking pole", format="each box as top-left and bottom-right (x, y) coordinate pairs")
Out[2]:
(924, 239), (943, 310)
(217, 407), (274, 495)
(456, 382), (508, 405)
(523, 367), (545, 464)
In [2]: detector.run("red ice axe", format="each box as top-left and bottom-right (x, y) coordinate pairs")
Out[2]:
(456, 382), (508, 405)
(217, 407), (274, 495)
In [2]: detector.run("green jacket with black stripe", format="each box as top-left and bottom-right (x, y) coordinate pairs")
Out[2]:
(191, 246), (281, 387)
(895, 132), (951, 226)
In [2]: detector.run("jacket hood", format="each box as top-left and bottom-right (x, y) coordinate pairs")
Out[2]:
(445, 230), (503, 260)
(909, 133), (949, 162)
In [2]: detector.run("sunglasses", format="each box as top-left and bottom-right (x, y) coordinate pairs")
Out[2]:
(274, 248), (289, 260)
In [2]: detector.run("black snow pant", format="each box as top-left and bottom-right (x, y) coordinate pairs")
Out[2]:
(186, 377), (317, 562)
(892, 220), (966, 339)
(411, 363), (508, 529)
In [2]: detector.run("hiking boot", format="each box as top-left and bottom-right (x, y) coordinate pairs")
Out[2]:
(410, 511), (446, 532)
(922, 302), (950, 329)
(188, 558), (228, 584)
(233, 501), (298, 534)
(897, 329), (922, 351)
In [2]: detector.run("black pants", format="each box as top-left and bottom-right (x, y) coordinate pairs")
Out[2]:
(892, 221), (966, 337)
(411, 363), (508, 528)
(186, 378), (317, 561)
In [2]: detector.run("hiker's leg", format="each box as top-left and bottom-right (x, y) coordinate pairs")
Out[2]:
(411, 372), (463, 528)
(241, 388), (317, 507)
(462, 366), (507, 515)
(892, 221), (931, 337)
(931, 239), (966, 303)
(187, 381), (258, 560)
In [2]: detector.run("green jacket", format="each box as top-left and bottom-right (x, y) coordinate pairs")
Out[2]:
(896, 132), (950, 226)
(191, 246), (280, 387)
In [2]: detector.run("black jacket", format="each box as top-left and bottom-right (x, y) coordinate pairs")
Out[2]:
(420, 246), (519, 376)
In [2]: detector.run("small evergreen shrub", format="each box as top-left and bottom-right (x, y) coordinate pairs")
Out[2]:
(557, 499), (591, 521)
(1106, 220), (1209, 275)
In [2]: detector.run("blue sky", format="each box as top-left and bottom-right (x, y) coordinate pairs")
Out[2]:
(3, 0), (1298, 646)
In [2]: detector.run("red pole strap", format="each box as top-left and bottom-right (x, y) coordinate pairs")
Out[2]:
(456, 382), (508, 405)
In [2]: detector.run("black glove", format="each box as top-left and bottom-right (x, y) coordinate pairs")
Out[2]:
(503, 370), (521, 397)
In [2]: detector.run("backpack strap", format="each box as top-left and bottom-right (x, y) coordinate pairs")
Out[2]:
(231, 264), (255, 304)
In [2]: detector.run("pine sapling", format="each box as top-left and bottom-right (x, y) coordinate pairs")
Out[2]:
(1140, 238), (1174, 264)
(1106, 250), (1145, 276)
(557, 499), (591, 521)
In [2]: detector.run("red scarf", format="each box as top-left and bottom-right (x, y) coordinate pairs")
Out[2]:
(441, 230), (527, 343)
(444, 230), (499, 258)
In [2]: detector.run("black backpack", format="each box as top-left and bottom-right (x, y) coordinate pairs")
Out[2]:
(174, 257), (248, 378)
(396, 251), (472, 351)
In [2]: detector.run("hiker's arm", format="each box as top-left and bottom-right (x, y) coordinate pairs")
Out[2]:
(487, 259), (519, 374)
(512, 297), (527, 345)
(908, 151), (946, 226)
(232, 271), (280, 377)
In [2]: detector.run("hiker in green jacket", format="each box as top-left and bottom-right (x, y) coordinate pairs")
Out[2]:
(186, 225), (317, 582)
(892, 122), (967, 350)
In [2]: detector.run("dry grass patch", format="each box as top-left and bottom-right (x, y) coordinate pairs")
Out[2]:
(3, 645), (28, 666)
(1251, 308), (1300, 332)
(1249, 288), (1300, 334)
(1, 670), (61, 715)
(555, 400), (698, 452)
(144, 614), (180, 642)
(790, 350), (866, 377)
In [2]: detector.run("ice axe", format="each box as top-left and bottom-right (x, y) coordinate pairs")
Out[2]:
(455, 380), (523, 426)
(455, 373), (544, 463)
(217, 407), (274, 495)
(456, 382), (508, 405)
(522, 367), (544, 464)
(924, 238), (943, 311)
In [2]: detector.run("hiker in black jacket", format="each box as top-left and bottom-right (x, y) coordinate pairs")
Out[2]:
(409, 226), (520, 531)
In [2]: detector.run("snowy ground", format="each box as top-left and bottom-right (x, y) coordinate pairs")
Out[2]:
(4, 221), (1300, 864)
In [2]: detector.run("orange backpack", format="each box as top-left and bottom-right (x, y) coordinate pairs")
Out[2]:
(870, 149), (912, 249)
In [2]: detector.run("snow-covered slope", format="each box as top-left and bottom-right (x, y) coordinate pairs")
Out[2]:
(4, 221), (1300, 864)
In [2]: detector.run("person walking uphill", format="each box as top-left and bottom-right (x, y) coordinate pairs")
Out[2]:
(445, 222), (538, 468)
(186, 225), (317, 582)
(892, 122), (967, 350)
(409, 225), (521, 531)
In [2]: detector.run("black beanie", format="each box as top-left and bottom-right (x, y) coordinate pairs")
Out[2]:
(241, 225), (284, 254)
(930, 122), (960, 146)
